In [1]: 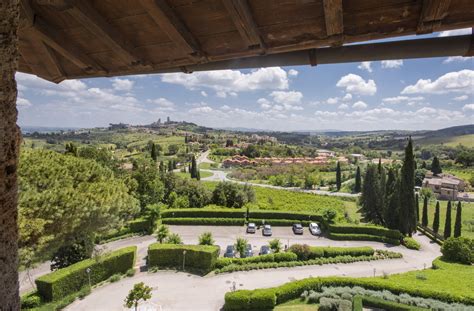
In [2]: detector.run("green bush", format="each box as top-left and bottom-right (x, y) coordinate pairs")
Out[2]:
(248, 218), (311, 226)
(21, 292), (42, 309)
(249, 210), (324, 222)
(161, 217), (245, 226)
(148, 243), (219, 273)
(289, 244), (311, 260)
(36, 246), (136, 301)
(328, 224), (401, 239)
(328, 233), (400, 245)
(290, 245), (374, 260)
(161, 208), (245, 219)
(403, 237), (421, 250)
(352, 295), (363, 311)
(128, 217), (155, 234)
(224, 289), (276, 311)
(441, 237), (473, 264)
(360, 295), (428, 310)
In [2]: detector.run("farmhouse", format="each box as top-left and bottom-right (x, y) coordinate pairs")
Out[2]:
(422, 172), (466, 201)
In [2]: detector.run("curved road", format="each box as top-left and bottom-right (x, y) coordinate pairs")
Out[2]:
(63, 227), (440, 311)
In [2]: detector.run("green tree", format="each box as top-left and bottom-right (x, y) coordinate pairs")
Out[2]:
(167, 144), (179, 155)
(421, 196), (429, 227)
(359, 164), (384, 225)
(433, 201), (440, 233)
(454, 201), (462, 238)
(384, 168), (400, 229)
(198, 232), (214, 245)
(165, 233), (183, 244)
(235, 237), (248, 258)
(415, 193), (420, 223)
(431, 156), (442, 175)
(50, 235), (94, 270)
(335, 161), (342, 191)
(455, 150), (474, 167)
(150, 143), (157, 162)
(269, 239), (282, 253)
(354, 166), (361, 193)
(156, 225), (169, 243)
(444, 201), (452, 239)
(132, 158), (165, 210)
(124, 282), (152, 311)
(398, 137), (416, 236)
(190, 155), (197, 179)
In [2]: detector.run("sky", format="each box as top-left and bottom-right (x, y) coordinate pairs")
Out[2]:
(17, 28), (473, 132)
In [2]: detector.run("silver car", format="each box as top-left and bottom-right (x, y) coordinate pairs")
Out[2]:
(262, 224), (272, 236)
(246, 223), (256, 234)
(309, 222), (321, 235)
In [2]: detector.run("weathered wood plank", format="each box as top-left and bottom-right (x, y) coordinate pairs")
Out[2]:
(323, 0), (343, 36)
(417, 0), (452, 34)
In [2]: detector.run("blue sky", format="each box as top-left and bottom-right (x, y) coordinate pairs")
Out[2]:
(17, 28), (473, 131)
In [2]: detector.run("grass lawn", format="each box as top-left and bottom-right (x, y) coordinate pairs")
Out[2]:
(175, 171), (213, 179)
(423, 200), (474, 239)
(275, 299), (318, 310)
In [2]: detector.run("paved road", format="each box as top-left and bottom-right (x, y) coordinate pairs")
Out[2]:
(63, 228), (439, 311)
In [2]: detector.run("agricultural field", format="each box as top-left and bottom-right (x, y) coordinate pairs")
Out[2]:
(419, 134), (474, 148)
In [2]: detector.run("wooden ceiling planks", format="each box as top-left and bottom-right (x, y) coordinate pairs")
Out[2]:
(17, 0), (474, 82)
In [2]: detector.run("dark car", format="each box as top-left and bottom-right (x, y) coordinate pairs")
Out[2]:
(244, 244), (253, 257)
(262, 224), (272, 236)
(224, 245), (236, 258)
(259, 245), (272, 255)
(292, 223), (304, 234)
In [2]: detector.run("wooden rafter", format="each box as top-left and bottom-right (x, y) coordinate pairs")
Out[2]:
(139, 0), (204, 59)
(323, 0), (343, 46)
(222, 0), (265, 50)
(39, 42), (66, 82)
(417, 0), (452, 34)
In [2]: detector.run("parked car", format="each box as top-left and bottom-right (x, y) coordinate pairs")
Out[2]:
(292, 223), (304, 235)
(309, 222), (321, 235)
(246, 222), (256, 234)
(259, 245), (272, 255)
(262, 224), (272, 236)
(244, 244), (253, 257)
(224, 245), (236, 258)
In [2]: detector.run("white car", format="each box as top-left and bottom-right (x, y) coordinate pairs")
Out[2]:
(246, 223), (256, 234)
(309, 222), (321, 235)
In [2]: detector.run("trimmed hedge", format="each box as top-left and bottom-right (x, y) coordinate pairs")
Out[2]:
(216, 252), (298, 269)
(314, 246), (374, 258)
(224, 273), (474, 310)
(359, 295), (428, 310)
(128, 217), (155, 234)
(36, 246), (136, 301)
(162, 217), (245, 226)
(161, 208), (245, 219)
(148, 243), (219, 273)
(248, 218), (312, 226)
(328, 224), (401, 239)
(328, 233), (400, 245)
(248, 210), (324, 223)
(224, 289), (276, 311)
(403, 237), (421, 250)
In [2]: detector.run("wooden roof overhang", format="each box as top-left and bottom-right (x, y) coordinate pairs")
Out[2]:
(18, 0), (474, 83)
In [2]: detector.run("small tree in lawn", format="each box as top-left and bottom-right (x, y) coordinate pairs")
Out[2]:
(198, 232), (214, 245)
(269, 239), (282, 253)
(335, 161), (342, 191)
(156, 225), (169, 243)
(124, 282), (152, 311)
(431, 156), (442, 175)
(235, 237), (248, 258)
(165, 233), (183, 244)
(354, 166), (361, 193)
(433, 201), (440, 234)
(421, 196), (428, 227)
(454, 201), (462, 238)
(443, 201), (452, 239)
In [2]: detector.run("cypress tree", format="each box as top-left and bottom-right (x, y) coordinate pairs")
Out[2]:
(190, 155), (197, 179)
(359, 164), (384, 225)
(431, 156), (442, 175)
(415, 193), (420, 223)
(354, 166), (361, 193)
(433, 201), (440, 233)
(159, 160), (165, 173)
(168, 160), (173, 172)
(399, 137), (417, 236)
(336, 161), (341, 191)
(384, 168), (400, 229)
(454, 201), (462, 238)
(443, 201), (452, 239)
(197, 169), (201, 181)
(421, 161), (427, 169)
(150, 143), (157, 161)
(421, 196), (428, 227)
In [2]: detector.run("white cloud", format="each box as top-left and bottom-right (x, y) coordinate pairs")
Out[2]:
(442, 56), (472, 64)
(336, 74), (377, 96)
(147, 98), (175, 111)
(257, 98), (272, 110)
(288, 69), (298, 77)
(161, 67), (291, 97)
(327, 97), (339, 105)
(401, 70), (474, 94)
(269, 91), (303, 105)
(342, 93), (352, 101)
(453, 95), (468, 101)
(315, 110), (339, 118)
(462, 104), (474, 111)
(352, 101), (368, 109)
(437, 28), (472, 37)
(220, 105), (231, 110)
(17, 97), (32, 107)
(112, 78), (134, 91)
(381, 60), (403, 69)
(338, 104), (349, 110)
(358, 62), (372, 73)
(382, 96), (424, 104)
(189, 106), (214, 113)
(200, 91), (208, 97)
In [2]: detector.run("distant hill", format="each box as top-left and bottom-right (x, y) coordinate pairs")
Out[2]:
(416, 124), (474, 146)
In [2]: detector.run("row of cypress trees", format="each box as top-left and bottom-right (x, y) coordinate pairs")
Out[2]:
(422, 199), (463, 238)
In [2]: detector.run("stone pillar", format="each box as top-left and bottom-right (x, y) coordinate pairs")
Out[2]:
(0, 0), (20, 309)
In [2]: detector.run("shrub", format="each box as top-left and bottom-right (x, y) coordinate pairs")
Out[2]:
(109, 274), (121, 283)
(165, 233), (183, 244)
(441, 237), (473, 264)
(36, 246), (136, 301)
(126, 268), (135, 277)
(289, 244), (311, 260)
(291, 245), (374, 259)
(403, 237), (421, 250)
(319, 297), (352, 311)
(147, 244), (219, 273)
(274, 252), (298, 262)
(328, 224), (401, 239)
(328, 233), (400, 245)
(162, 217), (244, 226)
(128, 217), (155, 234)
(269, 239), (282, 253)
(248, 218), (311, 227)
(248, 210), (325, 223)
(361, 295), (427, 310)
(161, 208), (245, 219)
(224, 290), (252, 310)
(198, 232), (215, 245)
(21, 292), (42, 309)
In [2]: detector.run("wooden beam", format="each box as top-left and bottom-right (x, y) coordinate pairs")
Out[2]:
(323, 0), (343, 45)
(20, 0), (35, 29)
(139, 0), (203, 58)
(417, 0), (452, 34)
(222, 0), (265, 50)
(62, 1), (145, 67)
(39, 42), (66, 82)
(32, 16), (106, 73)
